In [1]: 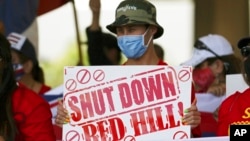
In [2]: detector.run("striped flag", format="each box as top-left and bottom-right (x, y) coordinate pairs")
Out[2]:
(42, 84), (63, 140)
(42, 84), (63, 124)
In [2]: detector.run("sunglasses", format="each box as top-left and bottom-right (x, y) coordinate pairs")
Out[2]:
(194, 40), (229, 73)
(194, 40), (223, 60)
(240, 46), (250, 57)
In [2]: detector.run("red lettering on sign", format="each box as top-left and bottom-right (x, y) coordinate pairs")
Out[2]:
(68, 96), (82, 121)
(68, 86), (115, 121)
(130, 103), (181, 137)
(118, 72), (179, 109)
(81, 117), (125, 141)
(161, 72), (178, 97)
(118, 83), (132, 108)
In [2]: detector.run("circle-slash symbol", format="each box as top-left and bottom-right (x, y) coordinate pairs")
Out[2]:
(173, 131), (188, 139)
(65, 130), (80, 141)
(76, 69), (91, 84)
(65, 79), (77, 91)
(124, 135), (136, 141)
(178, 70), (190, 82)
(93, 69), (105, 82)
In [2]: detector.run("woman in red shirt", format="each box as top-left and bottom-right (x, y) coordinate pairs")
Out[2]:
(0, 33), (56, 140)
(7, 32), (51, 95)
(217, 37), (250, 136)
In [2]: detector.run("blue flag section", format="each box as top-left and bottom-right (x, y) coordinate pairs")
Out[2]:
(230, 125), (250, 141)
(0, 0), (69, 36)
(0, 0), (39, 36)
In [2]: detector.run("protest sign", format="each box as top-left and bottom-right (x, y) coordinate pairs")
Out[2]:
(62, 65), (193, 141)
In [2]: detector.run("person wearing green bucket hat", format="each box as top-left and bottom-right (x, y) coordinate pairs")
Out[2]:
(55, 0), (201, 138)
(106, 0), (164, 39)
(106, 0), (165, 65)
(106, 0), (201, 137)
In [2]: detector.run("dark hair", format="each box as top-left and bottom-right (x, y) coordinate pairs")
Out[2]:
(196, 54), (241, 75)
(0, 33), (18, 140)
(14, 50), (45, 83)
(102, 33), (121, 64)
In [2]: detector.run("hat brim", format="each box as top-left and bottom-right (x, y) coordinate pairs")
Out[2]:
(181, 48), (215, 67)
(106, 21), (164, 39)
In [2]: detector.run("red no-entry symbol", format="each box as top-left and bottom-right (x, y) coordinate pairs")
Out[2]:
(173, 130), (188, 139)
(65, 130), (80, 141)
(124, 135), (136, 141)
(76, 69), (91, 84)
(93, 69), (105, 82)
(65, 79), (77, 91)
(178, 70), (190, 82)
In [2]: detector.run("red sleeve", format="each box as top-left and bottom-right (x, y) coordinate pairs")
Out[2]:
(191, 83), (202, 137)
(216, 93), (238, 136)
(13, 86), (56, 141)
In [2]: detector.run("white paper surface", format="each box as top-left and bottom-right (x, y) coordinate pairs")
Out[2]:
(196, 93), (226, 113)
(226, 74), (248, 97)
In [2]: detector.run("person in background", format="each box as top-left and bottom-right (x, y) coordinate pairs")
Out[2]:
(55, 0), (201, 137)
(217, 36), (250, 136)
(181, 34), (242, 136)
(87, 0), (122, 65)
(7, 32), (51, 95)
(0, 33), (56, 140)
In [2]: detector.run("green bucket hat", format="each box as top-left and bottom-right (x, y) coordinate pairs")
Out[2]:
(106, 0), (164, 39)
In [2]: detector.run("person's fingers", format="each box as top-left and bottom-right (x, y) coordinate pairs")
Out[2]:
(191, 98), (197, 105)
(182, 111), (201, 128)
(182, 105), (201, 128)
(55, 99), (70, 127)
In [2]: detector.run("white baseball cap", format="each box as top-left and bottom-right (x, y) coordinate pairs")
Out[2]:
(181, 34), (233, 67)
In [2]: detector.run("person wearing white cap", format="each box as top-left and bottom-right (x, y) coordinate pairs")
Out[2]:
(181, 34), (242, 137)
(182, 34), (241, 94)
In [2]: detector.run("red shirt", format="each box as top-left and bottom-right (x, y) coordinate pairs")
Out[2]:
(17, 82), (51, 95)
(39, 84), (51, 95)
(217, 88), (250, 136)
(12, 84), (56, 141)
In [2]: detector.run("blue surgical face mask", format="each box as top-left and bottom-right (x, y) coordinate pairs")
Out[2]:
(12, 63), (24, 80)
(117, 28), (153, 59)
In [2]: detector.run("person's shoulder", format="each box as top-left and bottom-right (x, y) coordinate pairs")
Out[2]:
(39, 84), (52, 95)
(221, 89), (250, 106)
(157, 60), (168, 65)
(13, 84), (49, 106)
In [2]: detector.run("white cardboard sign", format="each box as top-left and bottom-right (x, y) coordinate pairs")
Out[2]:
(226, 74), (248, 97)
(62, 66), (192, 141)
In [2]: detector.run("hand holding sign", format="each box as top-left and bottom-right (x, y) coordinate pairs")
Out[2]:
(182, 99), (201, 129)
(55, 99), (70, 127)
